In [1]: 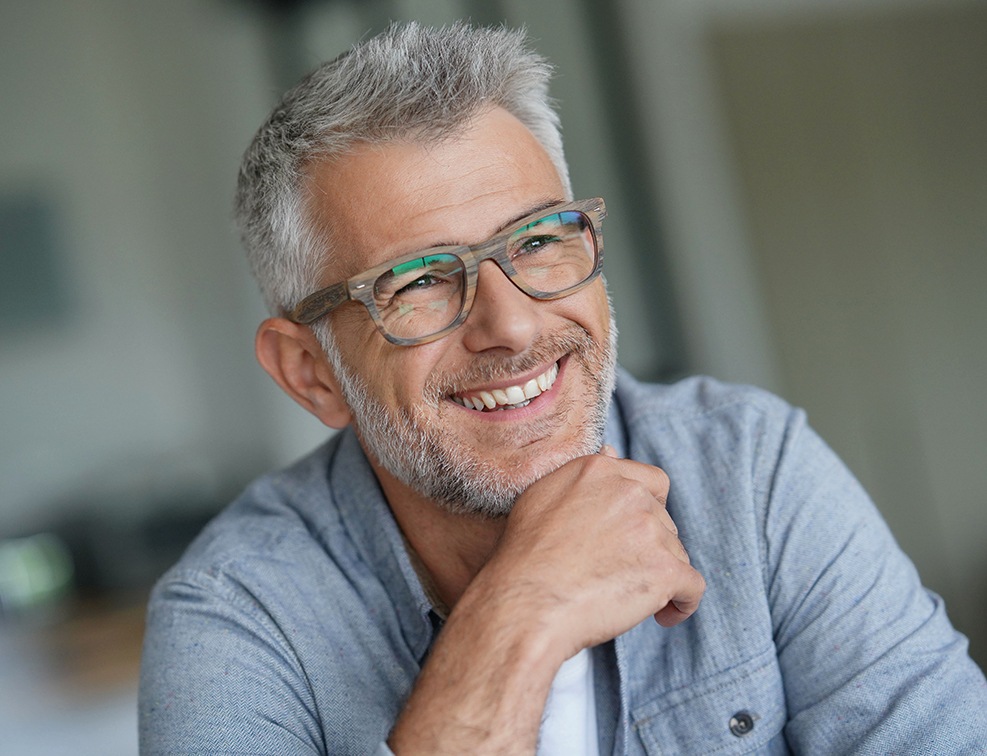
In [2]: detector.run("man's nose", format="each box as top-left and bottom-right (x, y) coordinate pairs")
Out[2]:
(459, 260), (541, 354)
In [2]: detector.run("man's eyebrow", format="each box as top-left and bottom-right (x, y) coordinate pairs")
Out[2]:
(497, 198), (567, 234)
(428, 198), (567, 249)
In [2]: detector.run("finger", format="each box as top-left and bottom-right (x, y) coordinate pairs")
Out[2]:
(654, 568), (705, 627)
(656, 520), (690, 564)
(600, 457), (670, 506)
(594, 455), (678, 539)
(670, 534), (690, 564)
(655, 506), (679, 535)
(655, 602), (693, 627)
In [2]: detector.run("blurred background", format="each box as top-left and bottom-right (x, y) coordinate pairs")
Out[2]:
(1, 0), (984, 751)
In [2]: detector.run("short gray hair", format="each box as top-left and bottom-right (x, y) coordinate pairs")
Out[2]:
(234, 21), (572, 319)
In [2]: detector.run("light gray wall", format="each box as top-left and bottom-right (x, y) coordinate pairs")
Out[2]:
(0, 0), (282, 533)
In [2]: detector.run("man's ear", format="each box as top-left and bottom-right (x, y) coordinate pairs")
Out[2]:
(255, 317), (353, 429)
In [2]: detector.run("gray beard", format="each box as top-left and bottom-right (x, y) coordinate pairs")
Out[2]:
(320, 321), (618, 519)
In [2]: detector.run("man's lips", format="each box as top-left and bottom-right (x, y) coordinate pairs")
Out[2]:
(450, 360), (561, 412)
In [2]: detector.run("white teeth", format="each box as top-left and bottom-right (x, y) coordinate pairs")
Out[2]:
(454, 361), (560, 412)
(456, 395), (483, 410)
(505, 386), (526, 404)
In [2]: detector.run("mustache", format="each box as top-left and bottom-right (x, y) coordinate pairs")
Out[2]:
(423, 326), (596, 404)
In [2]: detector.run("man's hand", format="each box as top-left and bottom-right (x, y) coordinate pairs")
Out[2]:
(388, 451), (705, 754)
(482, 447), (705, 659)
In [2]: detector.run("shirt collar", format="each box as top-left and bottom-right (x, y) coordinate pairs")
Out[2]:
(328, 429), (436, 660)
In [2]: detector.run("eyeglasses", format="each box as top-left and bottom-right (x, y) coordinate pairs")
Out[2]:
(286, 198), (606, 346)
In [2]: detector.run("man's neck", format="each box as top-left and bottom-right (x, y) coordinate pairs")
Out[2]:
(370, 460), (507, 610)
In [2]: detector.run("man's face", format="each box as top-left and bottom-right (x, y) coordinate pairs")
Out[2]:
(305, 107), (616, 516)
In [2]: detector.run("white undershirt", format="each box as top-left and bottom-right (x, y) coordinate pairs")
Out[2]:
(537, 648), (599, 756)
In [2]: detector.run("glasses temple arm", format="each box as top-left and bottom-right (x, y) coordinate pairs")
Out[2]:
(286, 282), (350, 324)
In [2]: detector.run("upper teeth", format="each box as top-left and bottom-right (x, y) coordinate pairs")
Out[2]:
(452, 362), (559, 411)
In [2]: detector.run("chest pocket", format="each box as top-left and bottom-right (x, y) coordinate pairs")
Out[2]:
(632, 648), (788, 755)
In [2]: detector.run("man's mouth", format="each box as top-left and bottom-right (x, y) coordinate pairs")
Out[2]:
(450, 361), (560, 412)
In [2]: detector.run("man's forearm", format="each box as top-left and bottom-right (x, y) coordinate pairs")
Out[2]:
(387, 566), (563, 754)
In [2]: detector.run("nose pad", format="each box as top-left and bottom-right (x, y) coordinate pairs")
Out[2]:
(460, 260), (540, 353)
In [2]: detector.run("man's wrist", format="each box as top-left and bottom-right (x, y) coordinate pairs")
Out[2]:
(387, 564), (568, 754)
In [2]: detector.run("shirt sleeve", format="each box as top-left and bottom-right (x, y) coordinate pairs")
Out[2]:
(139, 570), (324, 755)
(762, 408), (987, 752)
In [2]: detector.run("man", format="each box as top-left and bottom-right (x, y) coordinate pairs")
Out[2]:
(139, 22), (986, 754)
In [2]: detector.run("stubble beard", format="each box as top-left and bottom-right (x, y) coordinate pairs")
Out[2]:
(320, 318), (618, 519)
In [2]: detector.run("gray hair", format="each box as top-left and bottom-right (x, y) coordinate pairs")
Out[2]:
(234, 21), (572, 323)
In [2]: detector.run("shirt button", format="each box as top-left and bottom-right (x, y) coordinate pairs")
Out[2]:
(729, 711), (755, 737)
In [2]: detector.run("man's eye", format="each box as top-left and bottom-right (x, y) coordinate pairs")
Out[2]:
(515, 235), (560, 255)
(396, 273), (443, 295)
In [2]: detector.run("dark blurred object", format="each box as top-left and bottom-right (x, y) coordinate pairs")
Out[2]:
(2, 450), (237, 619)
(53, 500), (221, 600)
(0, 190), (73, 333)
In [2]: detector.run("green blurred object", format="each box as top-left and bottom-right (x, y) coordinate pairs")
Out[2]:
(0, 533), (74, 616)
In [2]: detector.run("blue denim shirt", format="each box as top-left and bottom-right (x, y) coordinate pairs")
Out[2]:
(139, 372), (987, 754)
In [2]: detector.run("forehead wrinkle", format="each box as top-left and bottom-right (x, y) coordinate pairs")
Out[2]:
(393, 145), (563, 241)
(401, 173), (560, 241)
(411, 194), (567, 251)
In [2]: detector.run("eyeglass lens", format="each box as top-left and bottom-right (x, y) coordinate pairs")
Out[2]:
(371, 210), (596, 340)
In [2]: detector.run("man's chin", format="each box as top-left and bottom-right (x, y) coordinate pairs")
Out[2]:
(366, 433), (564, 518)
(423, 435), (601, 518)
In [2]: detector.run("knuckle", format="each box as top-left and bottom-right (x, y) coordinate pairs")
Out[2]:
(653, 466), (670, 488)
(623, 506), (657, 541)
(573, 453), (611, 481)
(608, 477), (650, 508)
(652, 467), (671, 500)
(627, 478), (654, 503)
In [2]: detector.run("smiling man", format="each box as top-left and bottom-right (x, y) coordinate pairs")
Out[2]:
(139, 22), (986, 755)
(286, 107), (618, 525)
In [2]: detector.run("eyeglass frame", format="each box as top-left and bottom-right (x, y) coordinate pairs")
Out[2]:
(285, 197), (607, 346)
